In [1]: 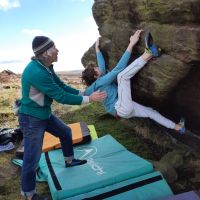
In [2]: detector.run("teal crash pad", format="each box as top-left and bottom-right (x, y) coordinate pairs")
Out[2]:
(38, 134), (154, 200)
(64, 171), (173, 200)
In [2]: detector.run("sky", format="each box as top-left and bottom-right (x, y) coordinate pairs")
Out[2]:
(0, 0), (99, 73)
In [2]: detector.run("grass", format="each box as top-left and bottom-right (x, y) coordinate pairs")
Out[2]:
(60, 102), (167, 160)
(0, 81), (199, 199)
(0, 101), (169, 200)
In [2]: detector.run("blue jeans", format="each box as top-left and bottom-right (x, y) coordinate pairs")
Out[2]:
(18, 113), (74, 196)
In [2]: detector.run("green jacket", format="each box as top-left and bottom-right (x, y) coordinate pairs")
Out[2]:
(19, 59), (83, 119)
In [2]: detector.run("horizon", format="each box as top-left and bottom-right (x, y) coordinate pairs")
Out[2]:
(0, 0), (99, 74)
(0, 68), (84, 75)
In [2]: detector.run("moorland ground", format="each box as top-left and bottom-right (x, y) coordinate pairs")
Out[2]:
(0, 72), (199, 200)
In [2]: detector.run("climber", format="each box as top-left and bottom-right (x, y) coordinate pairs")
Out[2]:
(82, 30), (186, 134)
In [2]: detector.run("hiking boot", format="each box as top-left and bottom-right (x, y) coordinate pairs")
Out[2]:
(65, 159), (87, 167)
(145, 32), (161, 57)
(178, 118), (186, 135)
(31, 193), (48, 200)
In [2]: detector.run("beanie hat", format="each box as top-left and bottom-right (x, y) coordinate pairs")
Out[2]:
(32, 36), (54, 56)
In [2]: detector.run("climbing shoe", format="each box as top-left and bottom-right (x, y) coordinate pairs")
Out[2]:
(145, 32), (161, 57)
(65, 159), (87, 168)
(178, 118), (186, 135)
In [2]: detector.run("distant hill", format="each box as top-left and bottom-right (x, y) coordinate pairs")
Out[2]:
(0, 69), (83, 85)
(0, 70), (20, 83)
(56, 69), (82, 76)
(0, 69), (16, 75)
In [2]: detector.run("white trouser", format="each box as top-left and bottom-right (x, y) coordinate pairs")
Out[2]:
(115, 56), (175, 129)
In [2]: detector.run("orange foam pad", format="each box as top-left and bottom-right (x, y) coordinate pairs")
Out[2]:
(42, 122), (86, 152)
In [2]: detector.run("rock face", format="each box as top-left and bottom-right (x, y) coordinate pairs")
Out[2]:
(82, 0), (200, 135)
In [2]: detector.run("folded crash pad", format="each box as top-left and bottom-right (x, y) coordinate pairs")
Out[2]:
(42, 121), (91, 152)
(16, 122), (92, 158)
